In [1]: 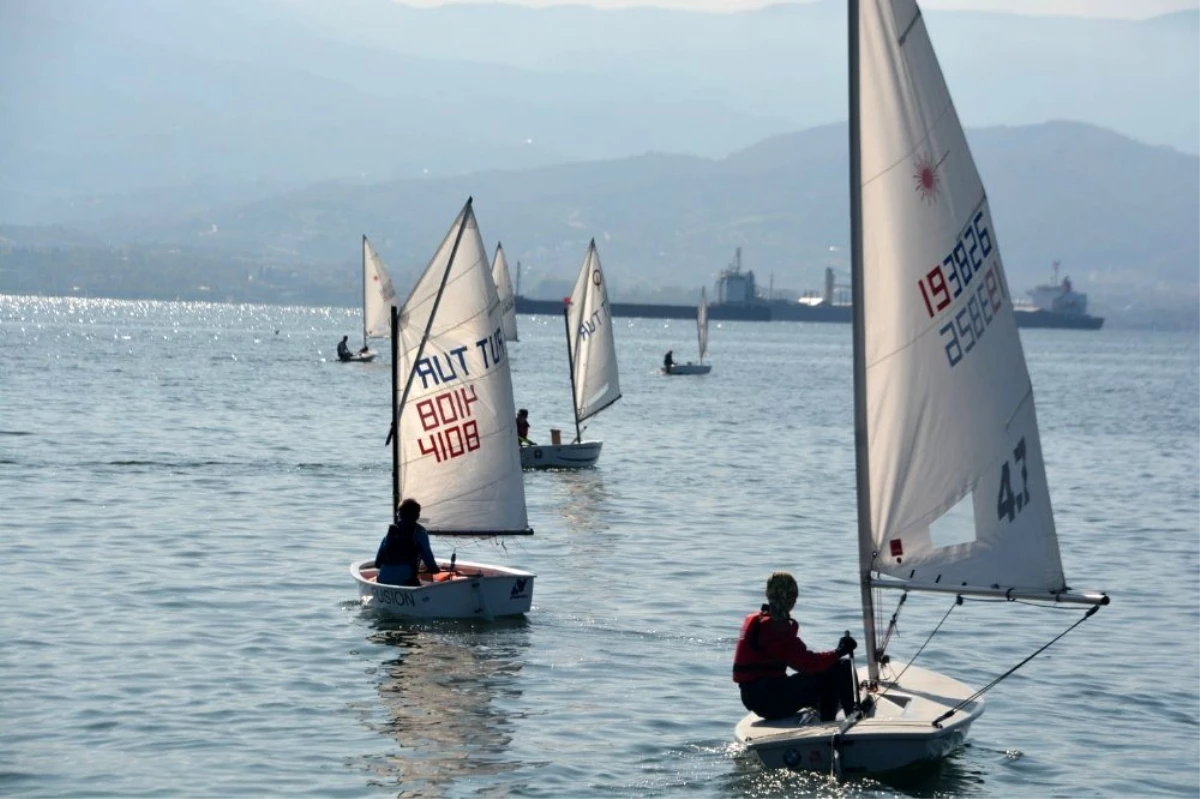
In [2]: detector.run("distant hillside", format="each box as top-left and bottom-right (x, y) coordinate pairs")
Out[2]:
(3, 120), (1196, 329)
(1, 0), (1195, 223)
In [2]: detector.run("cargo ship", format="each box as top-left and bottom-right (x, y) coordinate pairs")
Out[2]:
(515, 252), (1103, 330)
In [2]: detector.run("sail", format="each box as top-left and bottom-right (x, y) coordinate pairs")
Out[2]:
(363, 236), (397, 342)
(568, 240), (621, 424)
(394, 201), (529, 534)
(491, 244), (519, 342)
(697, 287), (709, 362)
(858, 0), (1064, 592)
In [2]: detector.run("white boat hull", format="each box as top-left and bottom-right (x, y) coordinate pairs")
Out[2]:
(664, 362), (711, 375)
(520, 440), (602, 469)
(351, 558), (534, 619)
(736, 663), (982, 775)
(342, 351), (377, 363)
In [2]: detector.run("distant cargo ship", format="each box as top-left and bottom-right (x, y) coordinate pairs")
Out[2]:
(516, 252), (1103, 330)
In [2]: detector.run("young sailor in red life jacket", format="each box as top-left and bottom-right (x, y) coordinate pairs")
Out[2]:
(732, 571), (859, 721)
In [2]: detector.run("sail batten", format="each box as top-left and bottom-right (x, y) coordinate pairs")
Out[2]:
(859, 0), (1066, 593)
(393, 202), (529, 535)
(568, 241), (621, 425)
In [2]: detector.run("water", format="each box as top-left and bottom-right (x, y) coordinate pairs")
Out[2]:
(1, 295), (1197, 798)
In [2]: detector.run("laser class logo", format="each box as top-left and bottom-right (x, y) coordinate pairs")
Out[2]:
(913, 150), (948, 204)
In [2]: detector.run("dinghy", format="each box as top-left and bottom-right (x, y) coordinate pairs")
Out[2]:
(520, 239), (621, 470)
(492, 243), (519, 342)
(662, 287), (712, 375)
(349, 236), (398, 363)
(351, 199), (535, 619)
(736, 0), (1108, 775)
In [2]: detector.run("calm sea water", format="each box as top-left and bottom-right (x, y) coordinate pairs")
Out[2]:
(1, 295), (1197, 799)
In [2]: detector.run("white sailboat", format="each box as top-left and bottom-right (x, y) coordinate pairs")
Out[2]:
(491, 243), (519, 342)
(520, 239), (620, 470)
(663, 287), (712, 375)
(736, 0), (1108, 774)
(346, 236), (397, 363)
(351, 199), (535, 619)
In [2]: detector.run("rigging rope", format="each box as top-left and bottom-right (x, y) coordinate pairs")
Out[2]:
(874, 595), (961, 703)
(931, 603), (1103, 728)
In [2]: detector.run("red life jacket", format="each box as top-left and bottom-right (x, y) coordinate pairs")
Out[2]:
(732, 607), (838, 683)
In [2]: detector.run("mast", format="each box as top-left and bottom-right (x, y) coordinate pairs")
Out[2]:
(849, 0), (880, 684)
(391, 304), (400, 516)
(362, 235), (369, 352)
(563, 302), (582, 444)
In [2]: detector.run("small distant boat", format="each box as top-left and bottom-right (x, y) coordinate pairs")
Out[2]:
(347, 235), (398, 363)
(351, 199), (535, 619)
(735, 0), (1108, 775)
(491, 243), (519, 342)
(521, 239), (621, 470)
(663, 287), (712, 375)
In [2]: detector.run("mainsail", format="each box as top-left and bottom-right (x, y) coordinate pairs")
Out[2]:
(697, 287), (709, 363)
(393, 201), (530, 535)
(567, 240), (621, 426)
(363, 236), (397, 346)
(491, 243), (519, 342)
(858, 0), (1063, 593)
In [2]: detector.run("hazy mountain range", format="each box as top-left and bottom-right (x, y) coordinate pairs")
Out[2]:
(0, 0), (1196, 328)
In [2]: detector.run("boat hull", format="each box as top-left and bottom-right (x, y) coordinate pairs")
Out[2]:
(736, 663), (982, 775)
(351, 558), (534, 619)
(520, 440), (602, 469)
(664, 363), (711, 375)
(341, 351), (377, 363)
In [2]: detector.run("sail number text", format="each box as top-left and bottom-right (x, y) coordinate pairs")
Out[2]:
(996, 436), (1031, 522)
(914, 210), (1010, 368)
(416, 386), (481, 463)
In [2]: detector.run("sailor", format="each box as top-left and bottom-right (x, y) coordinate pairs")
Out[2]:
(516, 408), (535, 446)
(337, 335), (353, 362)
(374, 498), (441, 587)
(663, 350), (674, 373)
(732, 571), (860, 721)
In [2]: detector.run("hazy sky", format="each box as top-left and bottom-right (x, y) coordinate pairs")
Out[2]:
(394, 0), (1199, 16)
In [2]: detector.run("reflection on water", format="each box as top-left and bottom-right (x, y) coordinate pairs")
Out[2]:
(359, 616), (531, 797)
(555, 469), (610, 531)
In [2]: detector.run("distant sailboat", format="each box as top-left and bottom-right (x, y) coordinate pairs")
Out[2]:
(663, 287), (712, 375)
(349, 235), (397, 363)
(735, 0), (1108, 774)
(520, 239), (620, 470)
(351, 199), (535, 619)
(491, 243), (519, 342)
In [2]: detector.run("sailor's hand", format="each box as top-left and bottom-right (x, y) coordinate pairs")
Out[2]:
(835, 634), (858, 657)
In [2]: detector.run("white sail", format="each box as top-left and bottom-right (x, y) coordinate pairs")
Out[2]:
(491, 243), (519, 342)
(697, 287), (709, 363)
(859, 0), (1064, 592)
(568, 239), (621, 425)
(363, 236), (397, 344)
(394, 201), (530, 534)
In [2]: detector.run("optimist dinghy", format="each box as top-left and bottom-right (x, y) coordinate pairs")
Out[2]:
(662, 287), (711, 375)
(351, 199), (535, 619)
(520, 239), (621, 470)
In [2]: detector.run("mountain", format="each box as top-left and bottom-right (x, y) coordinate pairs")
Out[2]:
(1, 0), (1195, 224)
(3, 120), (1196, 328)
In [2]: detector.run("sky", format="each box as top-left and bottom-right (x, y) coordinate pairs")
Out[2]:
(392, 0), (1200, 16)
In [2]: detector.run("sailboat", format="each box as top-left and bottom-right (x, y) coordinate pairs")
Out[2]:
(662, 287), (712, 375)
(351, 199), (535, 619)
(735, 0), (1109, 774)
(520, 239), (620, 470)
(491, 243), (519, 342)
(346, 236), (397, 363)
